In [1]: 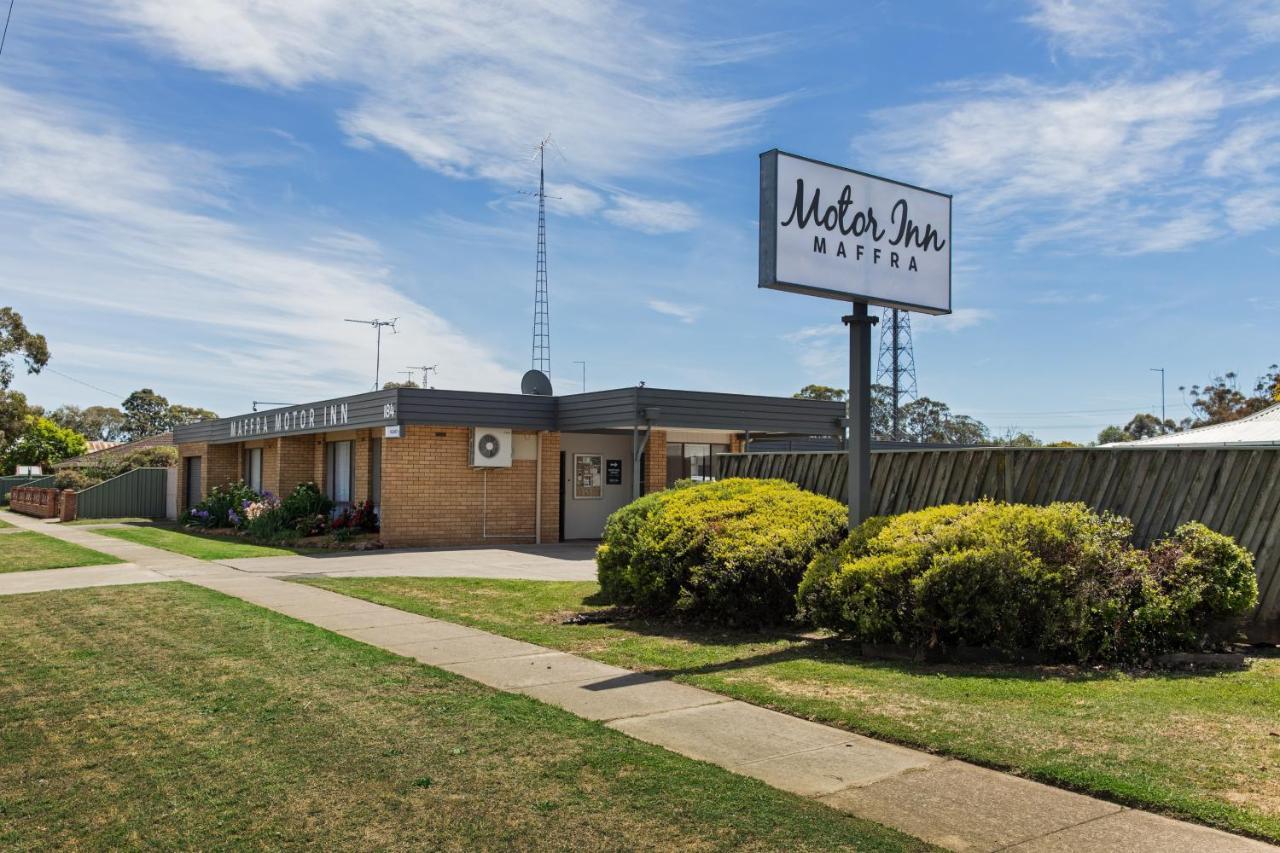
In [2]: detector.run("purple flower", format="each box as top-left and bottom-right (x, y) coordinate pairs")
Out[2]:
(228, 509), (241, 526)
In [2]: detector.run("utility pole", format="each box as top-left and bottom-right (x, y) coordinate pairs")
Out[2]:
(1151, 367), (1166, 424)
(344, 317), (398, 390)
(573, 360), (586, 393)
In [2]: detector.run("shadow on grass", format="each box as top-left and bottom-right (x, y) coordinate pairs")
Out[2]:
(575, 592), (1252, 686)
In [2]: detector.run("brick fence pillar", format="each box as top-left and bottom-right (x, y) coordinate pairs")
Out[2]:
(59, 489), (77, 522)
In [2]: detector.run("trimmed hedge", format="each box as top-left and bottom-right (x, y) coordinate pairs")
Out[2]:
(797, 501), (1258, 664)
(597, 478), (846, 626)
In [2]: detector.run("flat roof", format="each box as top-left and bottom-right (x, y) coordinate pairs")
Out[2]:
(173, 386), (845, 446)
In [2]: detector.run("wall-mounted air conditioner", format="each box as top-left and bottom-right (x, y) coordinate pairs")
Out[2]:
(470, 427), (513, 468)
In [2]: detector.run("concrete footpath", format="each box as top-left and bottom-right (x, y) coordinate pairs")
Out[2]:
(1, 511), (1274, 852)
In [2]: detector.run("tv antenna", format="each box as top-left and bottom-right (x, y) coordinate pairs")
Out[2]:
(408, 364), (438, 389)
(520, 136), (562, 377)
(344, 317), (398, 390)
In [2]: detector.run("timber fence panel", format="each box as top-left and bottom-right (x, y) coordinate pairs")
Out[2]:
(716, 447), (1280, 643)
(75, 468), (169, 519)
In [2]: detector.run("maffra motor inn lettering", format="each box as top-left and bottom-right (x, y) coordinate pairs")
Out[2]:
(228, 403), (351, 439)
(760, 150), (951, 315)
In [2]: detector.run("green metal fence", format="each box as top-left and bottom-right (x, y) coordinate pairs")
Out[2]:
(76, 467), (168, 519)
(0, 475), (55, 501)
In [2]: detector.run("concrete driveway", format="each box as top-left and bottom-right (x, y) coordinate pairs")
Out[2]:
(217, 541), (599, 581)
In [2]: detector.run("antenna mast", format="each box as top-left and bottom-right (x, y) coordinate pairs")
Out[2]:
(344, 317), (398, 390)
(531, 136), (551, 376)
(875, 308), (918, 440)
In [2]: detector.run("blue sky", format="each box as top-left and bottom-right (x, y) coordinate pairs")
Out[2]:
(1, 0), (1278, 443)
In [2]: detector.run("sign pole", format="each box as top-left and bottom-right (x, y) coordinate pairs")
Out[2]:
(844, 302), (877, 528)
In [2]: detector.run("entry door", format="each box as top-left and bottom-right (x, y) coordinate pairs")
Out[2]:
(185, 456), (202, 508)
(560, 433), (634, 539)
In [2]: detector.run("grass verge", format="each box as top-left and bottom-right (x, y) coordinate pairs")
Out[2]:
(63, 517), (155, 526)
(0, 584), (928, 851)
(0, 531), (124, 573)
(304, 576), (1280, 843)
(93, 525), (306, 559)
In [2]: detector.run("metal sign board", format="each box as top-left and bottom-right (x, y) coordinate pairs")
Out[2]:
(759, 149), (951, 315)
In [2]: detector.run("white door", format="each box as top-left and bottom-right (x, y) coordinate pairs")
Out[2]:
(560, 432), (634, 539)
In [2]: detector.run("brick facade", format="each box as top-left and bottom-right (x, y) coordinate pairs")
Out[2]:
(379, 425), (560, 547)
(643, 429), (667, 495)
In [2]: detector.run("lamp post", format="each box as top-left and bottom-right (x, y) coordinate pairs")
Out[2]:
(1150, 367), (1166, 423)
(573, 360), (586, 393)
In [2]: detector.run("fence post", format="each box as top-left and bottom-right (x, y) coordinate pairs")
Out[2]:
(59, 489), (78, 522)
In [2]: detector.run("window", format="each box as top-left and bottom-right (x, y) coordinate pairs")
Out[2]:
(665, 442), (730, 487)
(243, 447), (263, 494)
(325, 440), (354, 506)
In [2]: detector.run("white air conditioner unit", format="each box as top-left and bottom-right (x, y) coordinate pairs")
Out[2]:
(470, 427), (513, 468)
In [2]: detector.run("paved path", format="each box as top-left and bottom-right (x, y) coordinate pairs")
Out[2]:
(1, 510), (1273, 851)
(217, 541), (598, 580)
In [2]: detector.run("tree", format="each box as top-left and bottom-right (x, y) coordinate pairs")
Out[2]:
(0, 389), (33, 448)
(1180, 364), (1280, 427)
(794, 384), (846, 401)
(5, 416), (87, 471)
(122, 389), (171, 440)
(1096, 425), (1132, 444)
(996, 430), (1042, 447)
(121, 389), (218, 440)
(49, 404), (127, 442)
(167, 404), (218, 427)
(0, 307), (49, 389)
(1124, 412), (1176, 439)
(382, 380), (420, 389)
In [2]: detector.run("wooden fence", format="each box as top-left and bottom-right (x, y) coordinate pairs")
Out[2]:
(717, 447), (1280, 644)
(76, 468), (169, 520)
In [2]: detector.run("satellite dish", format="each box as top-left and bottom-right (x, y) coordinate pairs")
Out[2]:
(521, 369), (553, 396)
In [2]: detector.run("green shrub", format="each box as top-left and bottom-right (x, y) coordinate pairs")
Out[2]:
(279, 482), (332, 528)
(183, 481), (258, 528)
(53, 469), (103, 491)
(798, 501), (1259, 664)
(596, 478), (846, 626)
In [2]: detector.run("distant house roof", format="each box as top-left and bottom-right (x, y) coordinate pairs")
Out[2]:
(54, 432), (175, 469)
(84, 440), (119, 454)
(1113, 404), (1280, 448)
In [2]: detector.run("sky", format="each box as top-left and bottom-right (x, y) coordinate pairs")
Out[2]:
(1, 0), (1278, 443)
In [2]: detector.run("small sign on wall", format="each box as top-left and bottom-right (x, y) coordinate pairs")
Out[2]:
(574, 453), (603, 499)
(384, 425), (402, 438)
(606, 459), (622, 485)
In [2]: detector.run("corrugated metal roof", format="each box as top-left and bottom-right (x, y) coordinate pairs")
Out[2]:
(1115, 403), (1280, 447)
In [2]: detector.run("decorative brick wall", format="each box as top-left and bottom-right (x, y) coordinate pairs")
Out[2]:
(643, 429), (667, 495)
(10, 486), (61, 519)
(379, 425), (560, 547)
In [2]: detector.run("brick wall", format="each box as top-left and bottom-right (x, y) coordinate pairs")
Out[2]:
(175, 441), (242, 513)
(276, 435), (316, 496)
(379, 425), (560, 547)
(643, 429), (667, 495)
(729, 433), (745, 453)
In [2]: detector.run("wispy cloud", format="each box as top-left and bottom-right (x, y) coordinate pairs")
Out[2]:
(858, 72), (1280, 253)
(914, 308), (995, 333)
(0, 83), (517, 405)
(1024, 0), (1168, 59)
(605, 195), (699, 234)
(647, 299), (702, 324)
(97, 1), (776, 232)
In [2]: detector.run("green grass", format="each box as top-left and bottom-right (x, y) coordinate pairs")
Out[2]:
(0, 531), (124, 573)
(304, 577), (1280, 843)
(0, 517), (12, 528)
(0, 584), (928, 851)
(93, 525), (307, 559)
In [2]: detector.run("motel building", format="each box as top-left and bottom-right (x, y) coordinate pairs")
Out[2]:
(173, 385), (844, 546)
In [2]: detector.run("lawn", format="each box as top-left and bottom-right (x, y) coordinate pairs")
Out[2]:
(94, 525), (305, 559)
(0, 585), (928, 851)
(304, 577), (1280, 843)
(0, 531), (124, 573)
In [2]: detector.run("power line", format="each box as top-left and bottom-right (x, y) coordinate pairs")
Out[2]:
(0, 0), (16, 60)
(40, 366), (126, 401)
